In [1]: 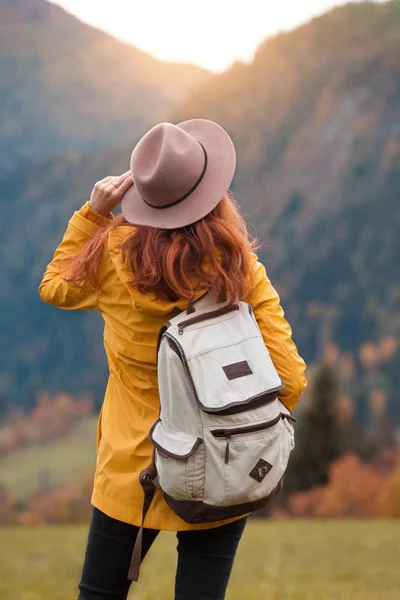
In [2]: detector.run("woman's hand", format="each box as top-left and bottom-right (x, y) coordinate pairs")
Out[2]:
(89, 170), (133, 216)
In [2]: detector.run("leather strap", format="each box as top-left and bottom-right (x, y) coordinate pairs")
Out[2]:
(128, 449), (157, 582)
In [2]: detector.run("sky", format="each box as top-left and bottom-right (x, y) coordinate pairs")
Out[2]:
(51, 1), (384, 72)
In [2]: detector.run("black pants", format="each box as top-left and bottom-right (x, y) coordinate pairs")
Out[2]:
(77, 507), (247, 600)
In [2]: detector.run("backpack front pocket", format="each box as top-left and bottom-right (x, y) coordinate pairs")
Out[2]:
(203, 414), (292, 507)
(149, 419), (204, 502)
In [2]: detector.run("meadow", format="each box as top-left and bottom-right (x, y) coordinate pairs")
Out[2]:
(1, 519), (399, 600)
(0, 416), (97, 499)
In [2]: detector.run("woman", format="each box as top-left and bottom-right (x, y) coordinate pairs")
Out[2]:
(39, 119), (307, 600)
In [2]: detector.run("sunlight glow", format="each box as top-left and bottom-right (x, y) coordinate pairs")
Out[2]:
(50, 0), (384, 72)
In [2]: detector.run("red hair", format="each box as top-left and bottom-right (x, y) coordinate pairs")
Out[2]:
(63, 193), (258, 305)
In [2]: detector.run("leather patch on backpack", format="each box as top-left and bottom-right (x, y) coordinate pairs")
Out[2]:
(249, 458), (273, 483)
(223, 360), (253, 381)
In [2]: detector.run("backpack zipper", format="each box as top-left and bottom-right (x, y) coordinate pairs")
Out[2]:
(211, 414), (284, 464)
(177, 304), (239, 335)
(211, 414), (283, 438)
(224, 433), (231, 464)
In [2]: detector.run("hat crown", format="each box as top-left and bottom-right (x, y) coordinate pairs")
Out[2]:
(130, 123), (206, 208)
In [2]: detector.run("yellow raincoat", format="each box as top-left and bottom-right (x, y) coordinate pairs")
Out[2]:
(39, 201), (307, 530)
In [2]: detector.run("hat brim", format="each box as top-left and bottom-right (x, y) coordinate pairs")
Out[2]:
(120, 119), (236, 229)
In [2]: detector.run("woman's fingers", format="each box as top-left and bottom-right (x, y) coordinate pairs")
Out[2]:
(94, 176), (113, 190)
(108, 171), (133, 197)
(104, 176), (132, 199)
(105, 178), (120, 191)
(114, 171), (132, 188)
(103, 173), (132, 200)
(91, 170), (132, 214)
(116, 174), (133, 196)
(96, 170), (131, 188)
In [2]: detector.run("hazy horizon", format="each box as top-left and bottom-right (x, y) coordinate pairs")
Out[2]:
(50, 0), (387, 72)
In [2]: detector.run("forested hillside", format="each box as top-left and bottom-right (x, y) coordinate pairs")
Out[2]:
(0, 0), (209, 174)
(0, 149), (128, 411)
(2, 1), (399, 424)
(170, 0), (400, 421)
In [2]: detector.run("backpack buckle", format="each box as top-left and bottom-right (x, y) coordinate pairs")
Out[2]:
(139, 467), (157, 495)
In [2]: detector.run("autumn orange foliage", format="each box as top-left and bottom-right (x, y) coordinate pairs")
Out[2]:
(0, 451), (397, 524)
(274, 451), (400, 519)
(24, 467), (94, 523)
(0, 392), (93, 456)
(0, 468), (94, 525)
(0, 483), (16, 524)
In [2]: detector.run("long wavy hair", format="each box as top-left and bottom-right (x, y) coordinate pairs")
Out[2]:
(63, 192), (258, 305)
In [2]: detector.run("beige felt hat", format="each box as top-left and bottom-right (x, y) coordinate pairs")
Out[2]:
(121, 119), (236, 229)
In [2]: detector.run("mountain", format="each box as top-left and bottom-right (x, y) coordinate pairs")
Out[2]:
(0, 0), (209, 174)
(0, 148), (129, 411)
(169, 1), (400, 420)
(2, 1), (400, 423)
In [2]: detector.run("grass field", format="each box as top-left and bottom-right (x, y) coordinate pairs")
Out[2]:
(0, 520), (399, 600)
(0, 416), (97, 499)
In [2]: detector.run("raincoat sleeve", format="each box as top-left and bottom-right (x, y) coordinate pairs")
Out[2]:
(244, 252), (307, 411)
(38, 201), (114, 310)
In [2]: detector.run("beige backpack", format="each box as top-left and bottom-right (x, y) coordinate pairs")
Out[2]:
(128, 293), (296, 580)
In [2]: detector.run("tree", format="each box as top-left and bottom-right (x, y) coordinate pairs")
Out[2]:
(0, 483), (15, 524)
(285, 363), (343, 493)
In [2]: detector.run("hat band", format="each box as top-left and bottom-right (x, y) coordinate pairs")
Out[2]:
(141, 142), (208, 210)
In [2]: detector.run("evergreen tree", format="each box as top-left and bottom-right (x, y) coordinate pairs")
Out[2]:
(284, 363), (343, 493)
(0, 394), (9, 425)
